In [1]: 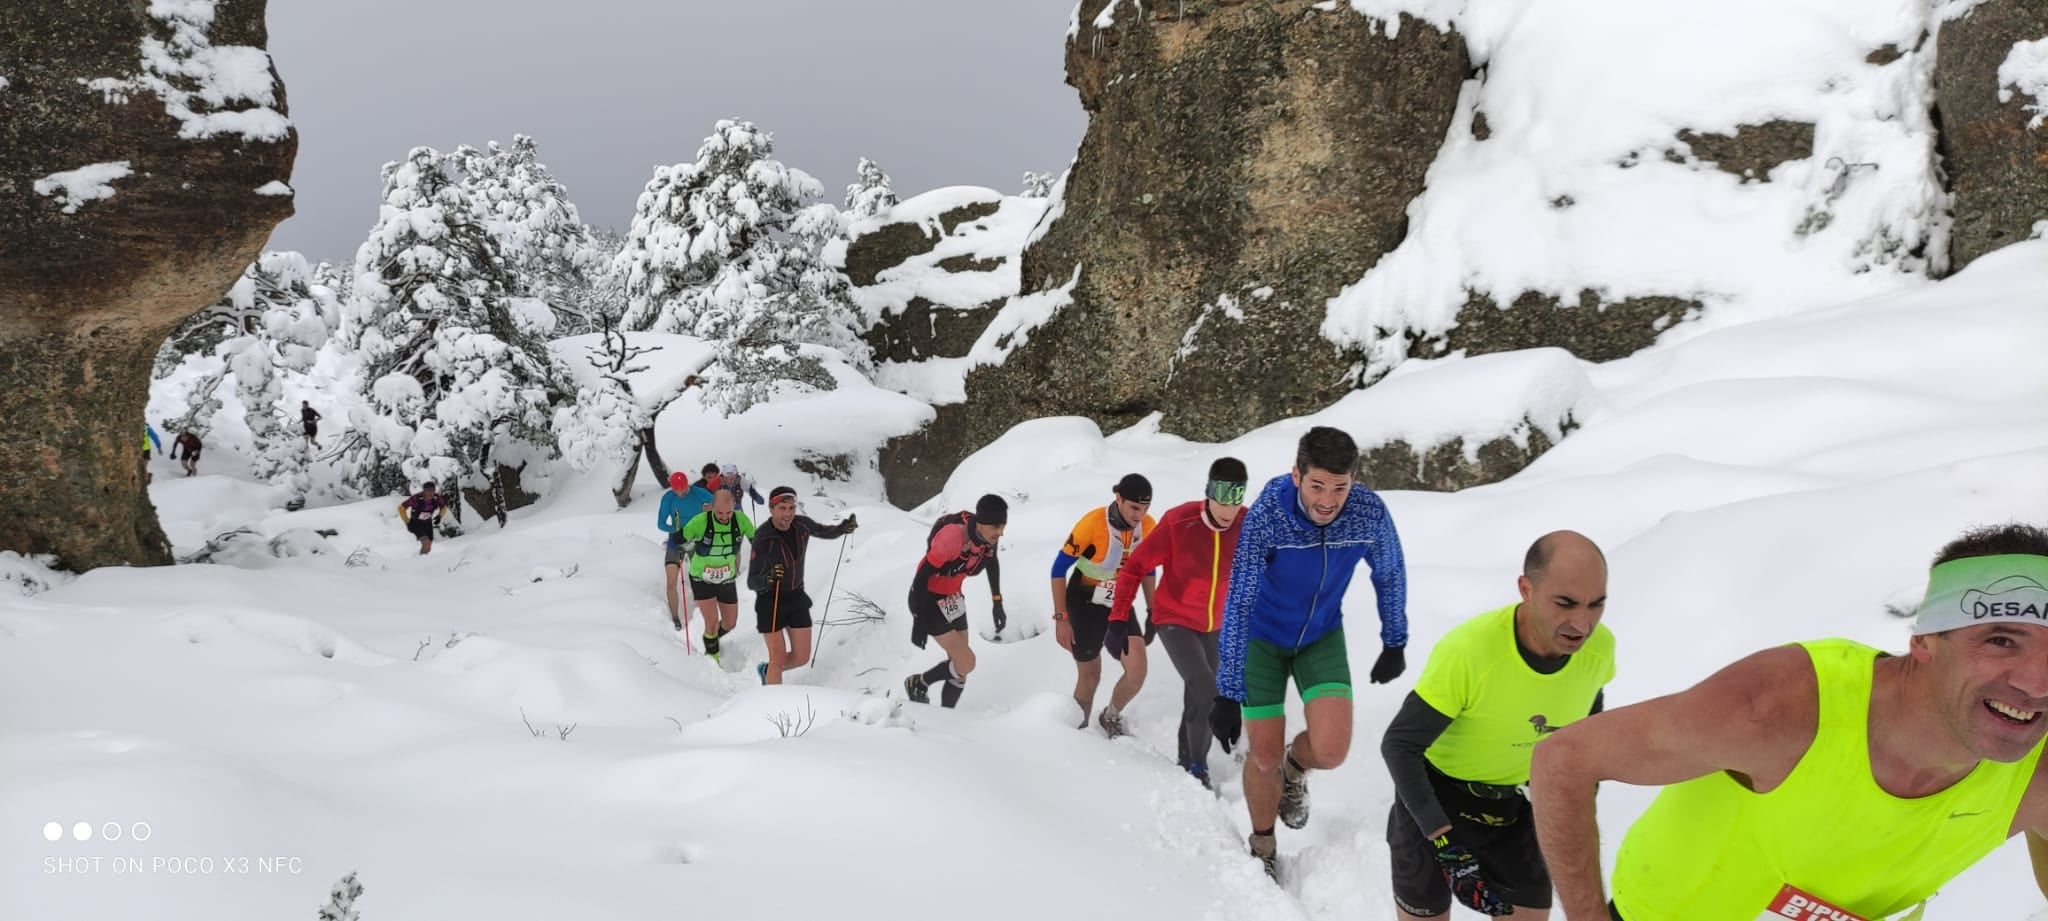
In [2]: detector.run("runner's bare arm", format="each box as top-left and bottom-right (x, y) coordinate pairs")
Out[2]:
(2007, 755), (2048, 890)
(1530, 644), (1817, 920)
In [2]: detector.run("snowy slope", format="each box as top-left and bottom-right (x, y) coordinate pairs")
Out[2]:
(11, 240), (2048, 919)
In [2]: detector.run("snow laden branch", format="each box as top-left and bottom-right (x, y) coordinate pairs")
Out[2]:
(613, 119), (870, 418)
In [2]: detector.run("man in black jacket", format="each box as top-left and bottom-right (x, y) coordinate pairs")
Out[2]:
(747, 485), (858, 685)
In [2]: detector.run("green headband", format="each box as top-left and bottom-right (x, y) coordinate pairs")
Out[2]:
(1206, 479), (1247, 505)
(1911, 554), (2048, 636)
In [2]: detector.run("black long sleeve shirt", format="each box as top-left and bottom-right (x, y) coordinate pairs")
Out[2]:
(747, 514), (853, 594)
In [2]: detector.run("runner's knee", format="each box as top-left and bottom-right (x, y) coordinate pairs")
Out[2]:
(953, 647), (977, 676)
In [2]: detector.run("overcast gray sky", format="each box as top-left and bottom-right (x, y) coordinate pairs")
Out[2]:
(265, 0), (1086, 262)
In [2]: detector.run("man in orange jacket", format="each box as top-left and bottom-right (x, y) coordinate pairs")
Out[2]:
(1110, 457), (1250, 788)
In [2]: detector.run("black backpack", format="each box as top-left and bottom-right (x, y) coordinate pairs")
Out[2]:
(928, 510), (973, 546)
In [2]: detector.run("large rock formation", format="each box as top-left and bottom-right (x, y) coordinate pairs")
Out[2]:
(0, 0), (297, 569)
(880, 0), (1470, 506)
(843, 188), (1049, 364)
(1936, 0), (2048, 272)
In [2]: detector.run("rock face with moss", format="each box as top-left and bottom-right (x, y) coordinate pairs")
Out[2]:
(0, 0), (297, 569)
(879, 0), (1470, 506)
(1935, 0), (2048, 271)
(844, 188), (1049, 364)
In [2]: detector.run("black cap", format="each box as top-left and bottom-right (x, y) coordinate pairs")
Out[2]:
(769, 486), (798, 505)
(1114, 473), (1152, 503)
(974, 494), (1008, 526)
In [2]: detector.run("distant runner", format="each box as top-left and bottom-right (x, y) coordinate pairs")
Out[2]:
(747, 486), (857, 685)
(720, 461), (767, 511)
(142, 425), (162, 485)
(171, 430), (202, 477)
(1531, 522), (2048, 921)
(1213, 426), (1411, 880)
(300, 401), (321, 446)
(1382, 531), (1613, 919)
(398, 481), (447, 555)
(1051, 473), (1160, 736)
(681, 488), (755, 664)
(657, 471), (715, 631)
(903, 494), (1009, 708)
(1108, 457), (1248, 787)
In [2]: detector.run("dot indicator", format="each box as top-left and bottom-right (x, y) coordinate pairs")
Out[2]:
(71, 822), (91, 842)
(42, 822), (60, 842)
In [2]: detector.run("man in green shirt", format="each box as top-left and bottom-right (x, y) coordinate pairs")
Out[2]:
(681, 488), (755, 663)
(1382, 531), (1614, 918)
(1532, 522), (2048, 921)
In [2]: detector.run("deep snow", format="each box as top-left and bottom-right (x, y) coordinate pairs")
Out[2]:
(9, 238), (2047, 919)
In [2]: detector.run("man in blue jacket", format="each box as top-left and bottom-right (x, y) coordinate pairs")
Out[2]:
(657, 470), (716, 632)
(1212, 425), (1410, 881)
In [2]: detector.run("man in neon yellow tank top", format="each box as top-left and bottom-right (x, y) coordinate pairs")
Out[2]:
(1383, 531), (1614, 919)
(1531, 523), (2048, 921)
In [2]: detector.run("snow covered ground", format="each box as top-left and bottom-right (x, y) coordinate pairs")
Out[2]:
(7, 238), (2047, 919)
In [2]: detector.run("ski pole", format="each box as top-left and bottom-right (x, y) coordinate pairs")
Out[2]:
(813, 537), (850, 670)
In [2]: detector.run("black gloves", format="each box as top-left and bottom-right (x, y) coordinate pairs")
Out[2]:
(1433, 835), (1511, 915)
(769, 563), (786, 582)
(1209, 697), (1242, 753)
(991, 598), (1008, 633)
(842, 514), (859, 532)
(1370, 645), (1406, 684)
(1104, 618), (1129, 661)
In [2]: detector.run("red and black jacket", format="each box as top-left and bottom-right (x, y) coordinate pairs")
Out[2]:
(914, 512), (1002, 598)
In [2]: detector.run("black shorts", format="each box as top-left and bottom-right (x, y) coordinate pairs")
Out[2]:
(183, 449), (201, 462)
(756, 587), (812, 633)
(689, 577), (738, 604)
(407, 518), (435, 541)
(909, 586), (969, 639)
(1064, 575), (1113, 662)
(1387, 770), (1552, 915)
(303, 422), (318, 436)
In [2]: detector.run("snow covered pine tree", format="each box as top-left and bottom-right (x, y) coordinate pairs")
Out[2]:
(450, 135), (610, 337)
(150, 251), (340, 507)
(342, 146), (567, 526)
(845, 156), (897, 221)
(613, 119), (866, 415)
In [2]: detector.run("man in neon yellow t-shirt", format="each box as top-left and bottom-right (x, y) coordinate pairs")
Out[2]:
(1532, 522), (2048, 921)
(1382, 531), (1613, 919)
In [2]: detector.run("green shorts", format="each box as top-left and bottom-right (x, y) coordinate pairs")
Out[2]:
(1244, 627), (1353, 720)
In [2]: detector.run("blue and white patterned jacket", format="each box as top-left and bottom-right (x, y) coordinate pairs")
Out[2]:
(1216, 473), (1409, 702)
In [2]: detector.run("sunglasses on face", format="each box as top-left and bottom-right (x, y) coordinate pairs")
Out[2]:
(1205, 480), (1247, 505)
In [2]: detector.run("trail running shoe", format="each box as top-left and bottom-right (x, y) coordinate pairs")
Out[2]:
(1098, 707), (1128, 739)
(1279, 752), (1310, 830)
(1249, 832), (1278, 882)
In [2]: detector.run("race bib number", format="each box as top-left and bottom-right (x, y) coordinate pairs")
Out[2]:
(1092, 580), (1116, 607)
(1758, 885), (1870, 921)
(938, 594), (967, 623)
(701, 565), (733, 585)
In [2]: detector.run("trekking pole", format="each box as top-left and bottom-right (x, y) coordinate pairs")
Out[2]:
(813, 537), (850, 670)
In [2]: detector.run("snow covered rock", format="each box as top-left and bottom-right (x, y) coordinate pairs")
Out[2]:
(842, 186), (1047, 363)
(877, 1), (1468, 506)
(0, 0), (296, 571)
(1936, 0), (2048, 270)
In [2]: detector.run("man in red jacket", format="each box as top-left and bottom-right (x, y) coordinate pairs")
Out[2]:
(1110, 457), (1249, 788)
